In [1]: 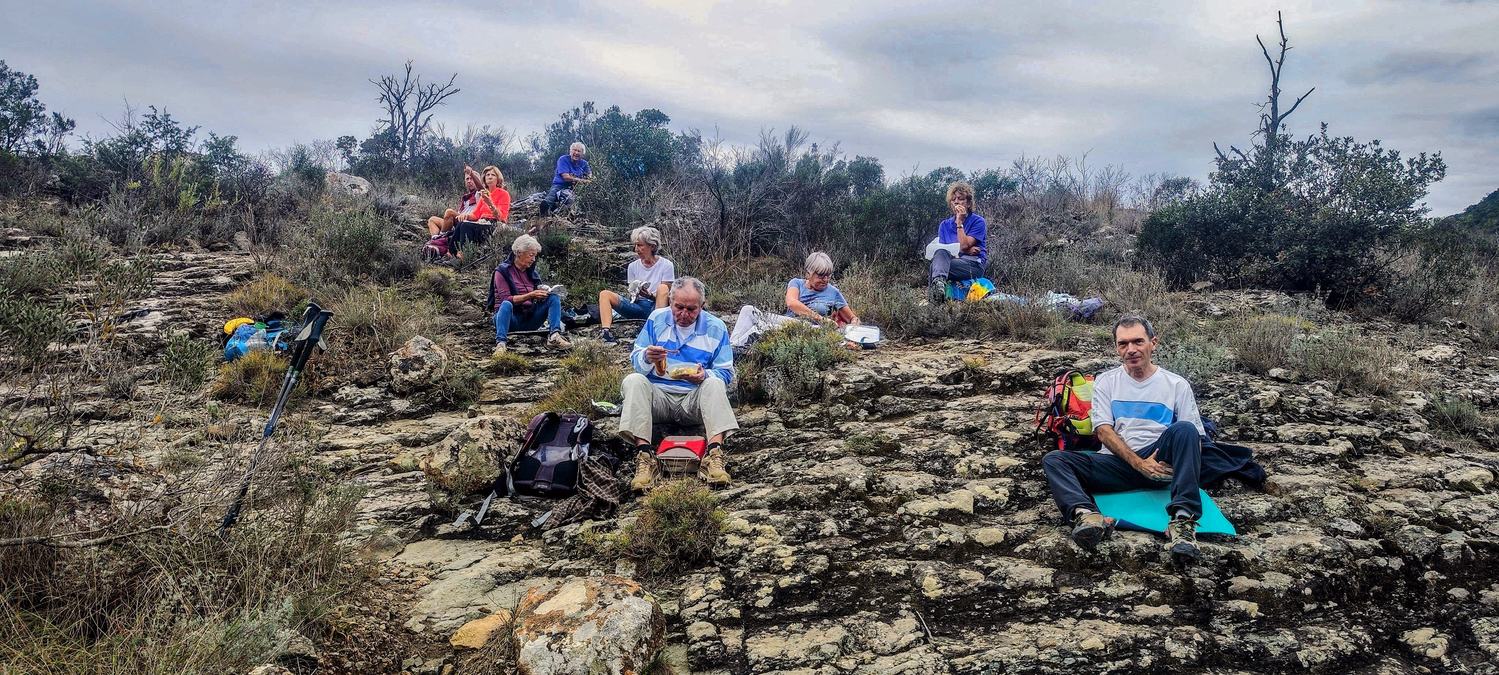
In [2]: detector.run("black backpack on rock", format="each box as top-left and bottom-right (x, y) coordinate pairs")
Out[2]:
(507, 412), (593, 498)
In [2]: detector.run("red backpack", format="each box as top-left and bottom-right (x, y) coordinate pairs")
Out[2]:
(1035, 370), (1102, 451)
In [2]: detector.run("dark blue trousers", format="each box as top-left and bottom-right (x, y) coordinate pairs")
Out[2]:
(1042, 421), (1203, 522)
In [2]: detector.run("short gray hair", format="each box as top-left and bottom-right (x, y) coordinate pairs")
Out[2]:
(804, 251), (833, 276)
(670, 276), (706, 302)
(630, 226), (663, 253)
(569, 141), (586, 154)
(1112, 314), (1156, 340)
(512, 234), (542, 255)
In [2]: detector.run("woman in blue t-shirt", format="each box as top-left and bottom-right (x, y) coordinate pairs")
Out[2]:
(928, 180), (989, 303)
(785, 252), (860, 327)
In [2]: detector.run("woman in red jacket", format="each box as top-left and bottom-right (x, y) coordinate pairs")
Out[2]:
(471, 165), (511, 224)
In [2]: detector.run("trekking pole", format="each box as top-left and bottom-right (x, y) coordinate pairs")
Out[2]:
(217, 302), (334, 537)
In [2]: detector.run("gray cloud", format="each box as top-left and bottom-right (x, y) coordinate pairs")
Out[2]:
(1, 0), (1496, 214)
(1345, 51), (1492, 85)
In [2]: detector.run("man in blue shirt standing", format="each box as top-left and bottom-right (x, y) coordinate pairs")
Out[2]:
(541, 142), (592, 216)
(928, 181), (988, 303)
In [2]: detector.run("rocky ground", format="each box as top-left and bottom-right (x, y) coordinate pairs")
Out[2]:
(8, 216), (1499, 674)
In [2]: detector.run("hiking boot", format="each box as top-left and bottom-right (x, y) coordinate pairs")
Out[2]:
(546, 331), (573, 351)
(699, 447), (731, 487)
(630, 449), (659, 493)
(1070, 510), (1114, 550)
(491, 342), (507, 357)
(600, 328), (618, 345)
(928, 276), (948, 304)
(1166, 515), (1201, 564)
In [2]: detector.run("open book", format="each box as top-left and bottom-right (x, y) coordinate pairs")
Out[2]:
(924, 238), (960, 260)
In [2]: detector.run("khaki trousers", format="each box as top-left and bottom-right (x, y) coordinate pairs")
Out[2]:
(619, 373), (739, 444)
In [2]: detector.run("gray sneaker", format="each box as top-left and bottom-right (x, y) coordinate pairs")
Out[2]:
(1070, 510), (1114, 550)
(1166, 516), (1201, 564)
(928, 276), (949, 304)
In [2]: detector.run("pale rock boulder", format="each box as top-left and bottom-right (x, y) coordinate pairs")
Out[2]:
(325, 171), (373, 198)
(389, 336), (448, 394)
(511, 575), (665, 675)
(420, 415), (526, 494)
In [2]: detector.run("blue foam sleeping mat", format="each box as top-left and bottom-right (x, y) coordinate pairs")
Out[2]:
(1093, 489), (1237, 536)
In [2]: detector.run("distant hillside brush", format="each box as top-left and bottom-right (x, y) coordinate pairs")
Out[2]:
(1139, 126), (1446, 309)
(0, 294), (68, 366)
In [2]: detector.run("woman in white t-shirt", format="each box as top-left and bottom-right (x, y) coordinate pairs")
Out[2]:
(599, 226), (675, 344)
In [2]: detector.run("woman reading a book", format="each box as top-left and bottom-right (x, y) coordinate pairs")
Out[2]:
(927, 181), (989, 303)
(488, 234), (573, 356)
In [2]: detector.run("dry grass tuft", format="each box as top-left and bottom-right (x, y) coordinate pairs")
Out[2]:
(209, 350), (288, 406)
(223, 274), (309, 319)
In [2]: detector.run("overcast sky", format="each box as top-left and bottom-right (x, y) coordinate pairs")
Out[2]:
(3, 0), (1496, 214)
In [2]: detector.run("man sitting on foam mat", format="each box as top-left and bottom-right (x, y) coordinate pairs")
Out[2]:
(1042, 314), (1225, 564)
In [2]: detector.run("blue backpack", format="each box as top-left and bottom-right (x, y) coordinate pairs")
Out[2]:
(223, 319), (289, 361)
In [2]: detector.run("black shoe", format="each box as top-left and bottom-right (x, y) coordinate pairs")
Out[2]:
(1166, 516), (1201, 564)
(928, 276), (949, 304)
(600, 328), (618, 344)
(1070, 511), (1114, 551)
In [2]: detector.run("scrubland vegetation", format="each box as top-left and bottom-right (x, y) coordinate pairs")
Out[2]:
(1, 21), (1496, 669)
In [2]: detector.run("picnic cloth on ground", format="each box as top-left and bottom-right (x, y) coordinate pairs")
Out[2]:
(539, 457), (625, 530)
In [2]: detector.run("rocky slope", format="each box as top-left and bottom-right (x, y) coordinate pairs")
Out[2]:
(9, 219), (1499, 674)
(332, 286), (1499, 671)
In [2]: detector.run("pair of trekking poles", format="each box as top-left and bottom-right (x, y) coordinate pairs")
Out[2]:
(217, 302), (334, 537)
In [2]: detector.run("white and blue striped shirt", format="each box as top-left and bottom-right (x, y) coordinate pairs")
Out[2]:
(630, 308), (735, 394)
(1090, 366), (1204, 454)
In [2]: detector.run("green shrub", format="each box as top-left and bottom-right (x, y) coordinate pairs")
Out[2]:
(223, 274), (308, 318)
(1224, 313), (1304, 375)
(1138, 127), (1446, 307)
(1293, 327), (1407, 394)
(0, 294), (68, 365)
(600, 480), (725, 580)
(209, 351), (288, 406)
(431, 359), (484, 408)
(0, 252), (64, 298)
(326, 286), (439, 374)
(1427, 395), (1485, 438)
(1156, 335), (1232, 384)
(740, 321), (855, 405)
(539, 233), (613, 307)
(412, 266), (459, 301)
(298, 206), (417, 285)
(844, 431), (898, 456)
(161, 332), (217, 391)
(486, 351), (532, 375)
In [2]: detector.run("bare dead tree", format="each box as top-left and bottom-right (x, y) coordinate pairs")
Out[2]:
(371, 61), (460, 163)
(1214, 11), (1316, 187)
